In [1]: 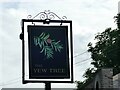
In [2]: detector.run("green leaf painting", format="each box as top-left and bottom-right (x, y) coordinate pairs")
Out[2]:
(34, 32), (63, 59)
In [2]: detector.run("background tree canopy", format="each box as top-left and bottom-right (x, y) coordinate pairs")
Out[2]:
(88, 13), (120, 75)
(88, 27), (120, 75)
(76, 14), (120, 89)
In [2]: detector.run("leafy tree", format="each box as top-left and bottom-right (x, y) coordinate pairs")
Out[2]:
(75, 81), (85, 90)
(114, 13), (120, 29)
(87, 13), (120, 75)
(88, 27), (120, 75)
(75, 68), (96, 89)
(83, 68), (96, 80)
(76, 14), (120, 89)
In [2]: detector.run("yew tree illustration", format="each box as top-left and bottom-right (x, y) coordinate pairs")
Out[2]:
(34, 32), (63, 59)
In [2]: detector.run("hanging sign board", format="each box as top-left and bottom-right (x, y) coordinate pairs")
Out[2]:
(21, 19), (73, 83)
(28, 26), (70, 79)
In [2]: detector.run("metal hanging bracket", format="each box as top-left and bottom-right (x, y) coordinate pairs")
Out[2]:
(27, 10), (67, 25)
(43, 19), (51, 24)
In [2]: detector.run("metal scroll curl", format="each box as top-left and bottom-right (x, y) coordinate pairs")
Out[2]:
(27, 10), (67, 20)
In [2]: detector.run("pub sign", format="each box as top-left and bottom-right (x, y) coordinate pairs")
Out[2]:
(21, 19), (73, 83)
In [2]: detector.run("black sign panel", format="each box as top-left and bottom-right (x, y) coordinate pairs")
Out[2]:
(28, 26), (70, 79)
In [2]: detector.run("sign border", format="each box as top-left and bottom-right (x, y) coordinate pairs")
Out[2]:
(21, 19), (73, 84)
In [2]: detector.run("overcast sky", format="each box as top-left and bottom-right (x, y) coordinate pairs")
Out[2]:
(0, 0), (119, 89)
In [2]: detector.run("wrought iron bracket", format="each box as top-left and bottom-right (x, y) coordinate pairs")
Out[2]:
(27, 10), (67, 21)
(43, 19), (51, 24)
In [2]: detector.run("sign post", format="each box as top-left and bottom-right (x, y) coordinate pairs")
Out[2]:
(20, 10), (73, 89)
(45, 82), (51, 90)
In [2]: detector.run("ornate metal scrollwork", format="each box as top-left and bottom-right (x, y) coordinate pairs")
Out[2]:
(27, 10), (67, 20)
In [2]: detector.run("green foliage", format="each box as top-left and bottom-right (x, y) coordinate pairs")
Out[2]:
(88, 28), (120, 75)
(83, 68), (96, 80)
(41, 46), (53, 59)
(51, 40), (63, 52)
(75, 68), (97, 90)
(75, 81), (85, 90)
(76, 14), (120, 89)
(114, 13), (120, 29)
(34, 32), (63, 59)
